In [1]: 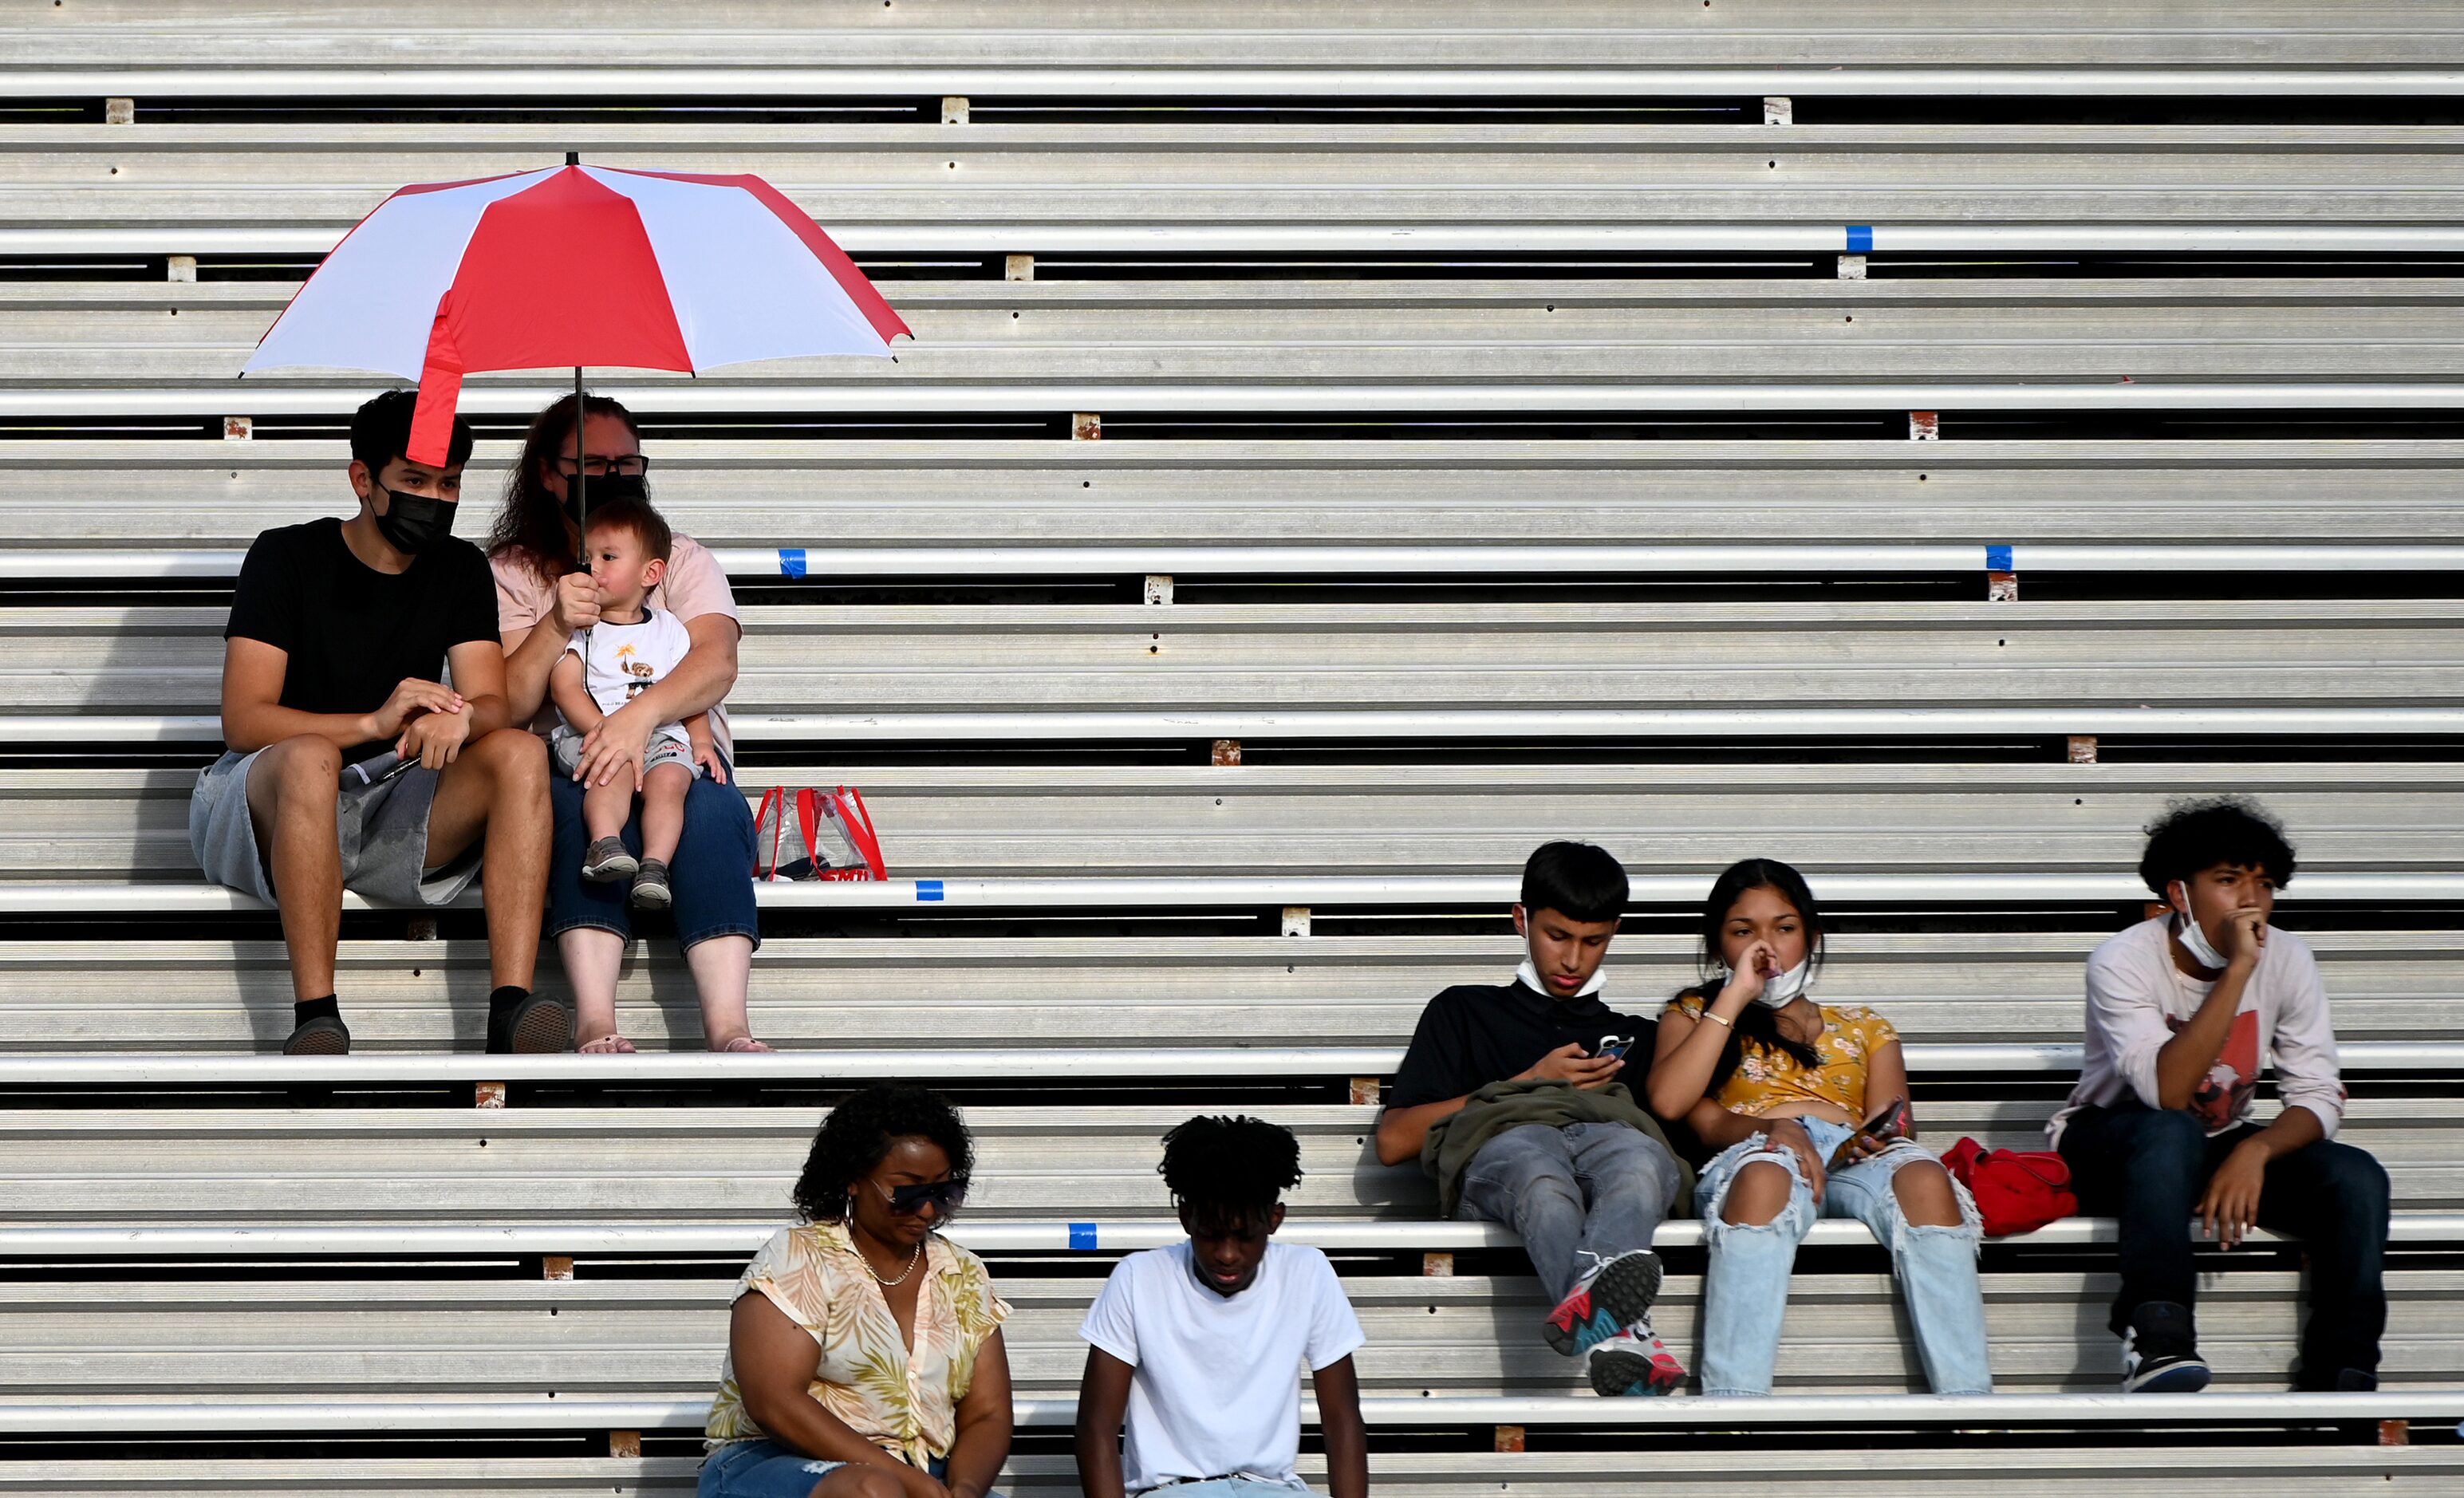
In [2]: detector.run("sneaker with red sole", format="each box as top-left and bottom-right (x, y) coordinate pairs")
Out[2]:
(1543, 1248), (1664, 1357)
(1588, 1317), (1688, 1397)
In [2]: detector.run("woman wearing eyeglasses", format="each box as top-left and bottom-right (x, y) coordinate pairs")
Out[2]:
(489, 393), (767, 1055)
(702, 1083), (1015, 1498)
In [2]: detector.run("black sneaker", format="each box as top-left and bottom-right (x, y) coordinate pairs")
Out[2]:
(486, 991), (572, 1055)
(629, 858), (672, 911)
(2295, 1366), (2380, 1393)
(2120, 1300), (2212, 1393)
(282, 1012), (351, 1055)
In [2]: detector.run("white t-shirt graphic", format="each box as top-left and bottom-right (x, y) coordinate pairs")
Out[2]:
(1078, 1240), (1366, 1494)
(561, 608), (692, 751)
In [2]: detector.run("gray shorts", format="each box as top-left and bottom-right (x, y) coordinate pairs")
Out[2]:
(550, 725), (700, 780)
(187, 747), (480, 908)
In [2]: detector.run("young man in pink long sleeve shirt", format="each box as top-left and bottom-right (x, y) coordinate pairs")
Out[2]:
(2050, 798), (2388, 1395)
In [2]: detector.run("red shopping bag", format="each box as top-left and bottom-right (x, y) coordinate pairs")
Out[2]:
(1942, 1136), (2080, 1238)
(754, 786), (887, 882)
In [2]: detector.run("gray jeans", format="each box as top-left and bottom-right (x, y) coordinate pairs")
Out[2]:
(1453, 1122), (1683, 1303)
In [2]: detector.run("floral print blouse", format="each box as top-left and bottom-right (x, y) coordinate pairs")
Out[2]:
(704, 1222), (1012, 1464)
(1667, 993), (1902, 1118)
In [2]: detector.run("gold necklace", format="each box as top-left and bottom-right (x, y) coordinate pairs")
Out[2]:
(856, 1233), (924, 1287)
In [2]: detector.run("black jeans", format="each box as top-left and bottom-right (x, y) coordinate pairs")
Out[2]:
(2059, 1098), (2390, 1383)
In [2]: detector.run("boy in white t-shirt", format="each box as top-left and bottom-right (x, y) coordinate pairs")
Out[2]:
(547, 496), (724, 915)
(1075, 1116), (1369, 1498)
(2052, 797), (2388, 1396)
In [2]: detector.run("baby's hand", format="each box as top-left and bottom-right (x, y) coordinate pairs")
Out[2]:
(692, 739), (727, 785)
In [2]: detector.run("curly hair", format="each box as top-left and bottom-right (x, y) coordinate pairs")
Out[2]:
(790, 1083), (976, 1224)
(2139, 795), (2297, 895)
(1158, 1115), (1304, 1221)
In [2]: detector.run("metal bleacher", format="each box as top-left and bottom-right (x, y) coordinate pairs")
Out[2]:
(4, 1), (2464, 1492)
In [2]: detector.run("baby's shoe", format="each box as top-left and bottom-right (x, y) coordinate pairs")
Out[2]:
(582, 837), (637, 883)
(630, 858), (672, 911)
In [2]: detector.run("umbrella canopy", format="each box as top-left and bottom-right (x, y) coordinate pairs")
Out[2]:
(245, 163), (909, 463)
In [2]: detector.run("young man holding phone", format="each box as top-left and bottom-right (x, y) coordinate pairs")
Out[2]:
(2052, 798), (2389, 1394)
(1374, 841), (1692, 1397)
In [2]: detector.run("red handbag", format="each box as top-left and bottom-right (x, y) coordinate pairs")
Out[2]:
(753, 785), (888, 882)
(1942, 1136), (2080, 1238)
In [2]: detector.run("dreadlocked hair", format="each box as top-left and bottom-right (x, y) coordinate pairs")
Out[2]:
(1158, 1115), (1303, 1228)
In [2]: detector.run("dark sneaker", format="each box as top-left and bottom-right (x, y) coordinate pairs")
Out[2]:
(282, 1013), (351, 1055)
(486, 991), (572, 1055)
(2296, 1366), (2380, 1393)
(1587, 1315), (1688, 1397)
(1543, 1249), (1664, 1358)
(629, 858), (672, 911)
(2121, 1301), (2211, 1393)
(581, 837), (637, 883)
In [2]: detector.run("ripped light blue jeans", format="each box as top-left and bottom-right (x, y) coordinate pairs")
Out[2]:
(1695, 1117), (1991, 1397)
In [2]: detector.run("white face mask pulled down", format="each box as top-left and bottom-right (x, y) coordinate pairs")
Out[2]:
(2170, 888), (2233, 971)
(1722, 956), (1811, 1007)
(1517, 959), (1607, 999)
(1757, 956), (1814, 1007)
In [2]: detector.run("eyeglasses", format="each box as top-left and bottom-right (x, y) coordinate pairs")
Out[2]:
(554, 455), (651, 479)
(873, 1177), (967, 1216)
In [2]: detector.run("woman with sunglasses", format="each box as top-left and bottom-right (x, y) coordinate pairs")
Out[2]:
(489, 393), (767, 1055)
(702, 1083), (1015, 1498)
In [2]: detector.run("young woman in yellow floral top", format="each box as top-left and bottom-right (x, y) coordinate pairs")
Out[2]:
(1644, 858), (1991, 1397)
(702, 1083), (1014, 1498)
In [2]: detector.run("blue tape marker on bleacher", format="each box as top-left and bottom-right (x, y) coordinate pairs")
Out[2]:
(1986, 545), (2013, 572)
(1070, 1222), (1098, 1250)
(1846, 225), (1875, 253)
(915, 879), (945, 902)
(777, 548), (806, 579)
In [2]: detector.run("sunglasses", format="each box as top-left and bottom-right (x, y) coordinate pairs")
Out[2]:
(873, 1177), (967, 1216)
(554, 455), (652, 479)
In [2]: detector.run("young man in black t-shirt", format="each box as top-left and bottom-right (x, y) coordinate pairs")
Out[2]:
(1376, 841), (1689, 1397)
(187, 391), (558, 1055)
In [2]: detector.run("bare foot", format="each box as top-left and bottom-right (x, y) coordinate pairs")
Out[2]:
(577, 1031), (637, 1055)
(717, 1035), (774, 1054)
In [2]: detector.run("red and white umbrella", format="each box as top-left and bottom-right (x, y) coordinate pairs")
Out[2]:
(244, 160), (910, 465)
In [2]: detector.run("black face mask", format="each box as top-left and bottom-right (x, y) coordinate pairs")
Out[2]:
(561, 471), (647, 528)
(372, 480), (457, 556)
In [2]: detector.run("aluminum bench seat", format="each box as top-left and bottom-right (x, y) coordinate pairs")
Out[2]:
(10, 123), (2464, 259)
(16, 275), (2464, 395)
(2, 600), (2459, 738)
(2, 1267), (2460, 1401)
(0, 1100), (2452, 1229)
(0, 931), (2456, 1056)
(2, 439), (2458, 554)
(6, 759), (2461, 886)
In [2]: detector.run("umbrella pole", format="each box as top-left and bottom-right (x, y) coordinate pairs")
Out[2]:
(572, 364), (586, 563)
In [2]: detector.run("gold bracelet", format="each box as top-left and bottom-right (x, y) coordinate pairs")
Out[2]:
(1699, 1009), (1733, 1029)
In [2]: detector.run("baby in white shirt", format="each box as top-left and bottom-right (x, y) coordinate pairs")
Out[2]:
(548, 498), (723, 914)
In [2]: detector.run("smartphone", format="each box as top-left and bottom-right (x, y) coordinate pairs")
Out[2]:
(1826, 1097), (1910, 1170)
(1592, 1034), (1634, 1062)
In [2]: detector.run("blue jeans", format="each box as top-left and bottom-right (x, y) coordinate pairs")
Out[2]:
(698, 1442), (995, 1498)
(1695, 1118), (1992, 1397)
(2058, 1098), (2390, 1384)
(1453, 1122), (1683, 1303)
(548, 757), (759, 951)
